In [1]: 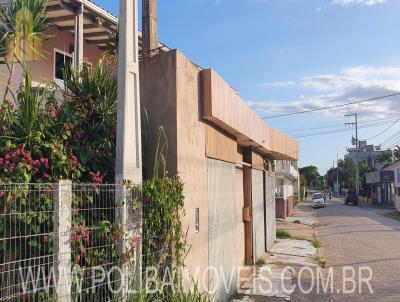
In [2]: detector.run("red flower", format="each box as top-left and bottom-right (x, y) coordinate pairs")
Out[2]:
(74, 255), (81, 264)
(0, 191), (5, 198)
(43, 235), (49, 243)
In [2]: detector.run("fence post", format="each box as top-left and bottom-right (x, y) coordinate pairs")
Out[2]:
(54, 180), (72, 302)
(116, 182), (142, 300)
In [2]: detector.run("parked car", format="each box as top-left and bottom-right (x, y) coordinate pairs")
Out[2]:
(345, 191), (358, 206)
(312, 193), (325, 208)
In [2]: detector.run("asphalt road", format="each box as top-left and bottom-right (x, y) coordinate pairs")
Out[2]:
(248, 198), (400, 302)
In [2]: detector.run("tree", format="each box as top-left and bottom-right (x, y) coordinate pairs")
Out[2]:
(338, 158), (355, 189)
(393, 146), (400, 162)
(0, 0), (48, 102)
(299, 165), (322, 188)
(376, 150), (393, 165)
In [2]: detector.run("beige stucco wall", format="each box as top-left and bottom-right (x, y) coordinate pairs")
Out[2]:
(175, 51), (210, 287)
(202, 69), (298, 160)
(140, 50), (209, 289)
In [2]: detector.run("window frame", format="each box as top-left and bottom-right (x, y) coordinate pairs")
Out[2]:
(54, 48), (74, 85)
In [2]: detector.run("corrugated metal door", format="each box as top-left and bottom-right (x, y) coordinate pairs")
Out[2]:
(252, 169), (265, 261)
(265, 172), (276, 251)
(208, 159), (237, 302)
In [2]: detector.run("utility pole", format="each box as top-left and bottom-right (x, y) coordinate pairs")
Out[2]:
(336, 154), (339, 196)
(345, 114), (359, 196)
(332, 160), (335, 192)
(142, 0), (159, 54)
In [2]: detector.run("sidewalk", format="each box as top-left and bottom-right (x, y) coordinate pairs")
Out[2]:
(232, 203), (320, 302)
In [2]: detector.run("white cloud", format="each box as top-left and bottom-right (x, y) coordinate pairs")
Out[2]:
(262, 80), (295, 88)
(331, 0), (385, 6)
(252, 66), (400, 119)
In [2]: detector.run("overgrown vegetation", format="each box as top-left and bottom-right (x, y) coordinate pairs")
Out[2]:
(255, 257), (266, 267)
(312, 239), (321, 249)
(315, 256), (326, 268)
(276, 230), (292, 239)
(386, 211), (400, 222)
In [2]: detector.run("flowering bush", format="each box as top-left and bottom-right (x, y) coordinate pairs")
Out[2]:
(0, 64), (117, 184)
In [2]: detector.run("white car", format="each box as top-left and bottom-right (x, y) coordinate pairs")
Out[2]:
(312, 193), (325, 208)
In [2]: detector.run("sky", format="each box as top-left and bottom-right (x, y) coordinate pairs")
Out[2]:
(95, 0), (400, 174)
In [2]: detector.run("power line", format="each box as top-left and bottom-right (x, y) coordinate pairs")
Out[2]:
(293, 120), (397, 139)
(381, 129), (400, 147)
(390, 139), (400, 149)
(366, 117), (400, 141)
(262, 92), (400, 119)
(284, 116), (400, 134)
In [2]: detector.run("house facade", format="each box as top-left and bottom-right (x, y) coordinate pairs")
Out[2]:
(0, 1), (300, 301)
(140, 50), (299, 301)
(0, 0), (169, 102)
(275, 160), (299, 219)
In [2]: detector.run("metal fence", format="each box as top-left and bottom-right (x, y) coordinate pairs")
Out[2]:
(0, 182), (141, 302)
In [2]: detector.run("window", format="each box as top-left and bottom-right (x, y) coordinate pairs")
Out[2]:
(54, 50), (73, 81)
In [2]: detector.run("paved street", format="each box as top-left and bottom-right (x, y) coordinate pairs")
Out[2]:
(316, 197), (400, 302)
(243, 198), (400, 302)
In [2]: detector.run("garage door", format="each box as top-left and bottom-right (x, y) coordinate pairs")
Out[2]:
(208, 159), (237, 302)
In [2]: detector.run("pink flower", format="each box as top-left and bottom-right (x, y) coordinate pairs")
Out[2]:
(70, 155), (78, 170)
(43, 173), (52, 180)
(89, 171), (103, 184)
(0, 191), (5, 198)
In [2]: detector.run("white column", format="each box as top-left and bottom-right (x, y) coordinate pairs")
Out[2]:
(74, 4), (84, 71)
(116, 0), (143, 298)
(116, 0), (142, 184)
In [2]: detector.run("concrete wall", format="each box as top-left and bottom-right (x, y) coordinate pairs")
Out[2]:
(252, 169), (265, 261)
(265, 172), (276, 251)
(207, 159), (237, 302)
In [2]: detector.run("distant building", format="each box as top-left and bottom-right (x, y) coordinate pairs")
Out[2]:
(275, 160), (299, 219)
(345, 141), (388, 170)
